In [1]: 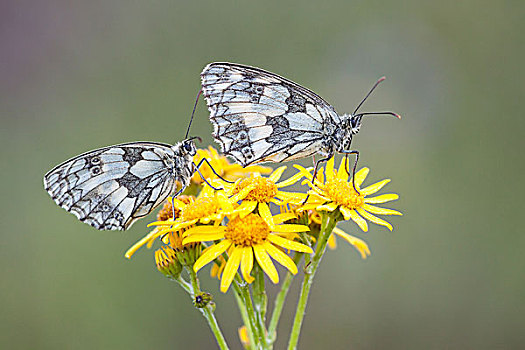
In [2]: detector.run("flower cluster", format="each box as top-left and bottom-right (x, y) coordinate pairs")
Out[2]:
(125, 145), (402, 349)
(127, 146), (401, 290)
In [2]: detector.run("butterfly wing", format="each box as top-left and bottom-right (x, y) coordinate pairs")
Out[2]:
(201, 62), (341, 166)
(44, 142), (179, 230)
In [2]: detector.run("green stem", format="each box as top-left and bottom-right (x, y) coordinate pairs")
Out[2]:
(253, 266), (268, 349)
(188, 268), (229, 350)
(233, 287), (257, 349)
(267, 252), (302, 345)
(287, 212), (338, 350)
(233, 277), (261, 348)
(175, 276), (192, 294)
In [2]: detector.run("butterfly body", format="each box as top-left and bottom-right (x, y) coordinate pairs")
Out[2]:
(44, 139), (197, 230)
(201, 62), (370, 167)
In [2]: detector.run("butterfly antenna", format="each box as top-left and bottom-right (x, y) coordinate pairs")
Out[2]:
(352, 76), (386, 115)
(185, 89), (203, 139)
(187, 136), (203, 143)
(355, 111), (401, 119)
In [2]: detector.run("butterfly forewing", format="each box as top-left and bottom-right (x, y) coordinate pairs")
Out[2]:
(44, 142), (190, 230)
(201, 62), (341, 166)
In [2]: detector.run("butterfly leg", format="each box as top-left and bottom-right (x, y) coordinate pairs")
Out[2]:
(171, 188), (184, 219)
(303, 155), (332, 204)
(194, 158), (235, 184)
(340, 150), (360, 194)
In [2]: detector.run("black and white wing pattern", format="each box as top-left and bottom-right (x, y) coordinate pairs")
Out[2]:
(201, 62), (341, 166)
(44, 142), (193, 230)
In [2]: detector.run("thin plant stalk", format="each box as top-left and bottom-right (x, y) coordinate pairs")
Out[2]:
(188, 268), (229, 350)
(287, 211), (338, 350)
(253, 265), (269, 349)
(267, 252), (302, 345)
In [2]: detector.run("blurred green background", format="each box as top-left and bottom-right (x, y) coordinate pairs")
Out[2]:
(2, 1), (524, 349)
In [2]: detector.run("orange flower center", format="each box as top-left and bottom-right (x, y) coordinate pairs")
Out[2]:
(234, 177), (278, 203)
(157, 195), (193, 221)
(225, 214), (270, 247)
(180, 196), (220, 221)
(324, 178), (364, 209)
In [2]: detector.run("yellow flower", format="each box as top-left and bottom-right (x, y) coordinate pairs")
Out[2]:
(182, 212), (313, 292)
(125, 184), (240, 258)
(220, 166), (306, 227)
(296, 157), (402, 232)
(191, 146), (272, 184)
(125, 196), (195, 258)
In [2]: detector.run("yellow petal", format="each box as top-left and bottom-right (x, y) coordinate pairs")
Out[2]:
(342, 207), (368, 232)
(267, 234), (313, 253)
(193, 240), (232, 272)
(337, 156), (349, 181)
(296, 203), (319, 212)
(276, 171), (305, 188)
(240, 247), (255, 283)
(364, 193), (399, 204)
(325, 156), (335, 181)
(182, 225), (225, 237)
(182, 231), (226, 244)
(317, 202), (338, 212)
(272, 213), (297, 225)
(169, 197), (188, 211)
(217, 191), (234, 212)
(333, 227), (371, 259)
(148, 219), (178, 227)
(237, 200), (257, 217)
(292, 164), (313, 181)
(253, 244), (279, 283)
(273, 224), (310, 233)
(356, 208), (393, 231)
(263, 242), (298, 274)
(220, 247), (243, 292)
(125, 229), (161, 259)
(258, 202), (275, 227)
(230, 184), (256, 202)
(362, 204), (403, 216)
(315, 167), (325, 185)
(269, 166), (287, 182)
(327, 233), (337, 250)
(360, 179), (390, 196)
(353, 167), (370, 188)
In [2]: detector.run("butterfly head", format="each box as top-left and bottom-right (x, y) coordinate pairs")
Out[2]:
(335, 114), (363, 152)
(181, 138), (199, 157)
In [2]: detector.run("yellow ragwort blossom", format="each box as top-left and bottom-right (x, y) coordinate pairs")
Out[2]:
(125, 196), (194, 258)
(191, 146), (271, 184)
(125, 184), (240, 258)
(182, 212), (313, 292)
(296, 156), (402, 232)
(220, 166), (307, 227)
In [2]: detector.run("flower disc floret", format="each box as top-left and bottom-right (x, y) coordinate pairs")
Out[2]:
(224, 214), (270, 247)
(181, 197), (220, 221)
(325, 178), (364, 209)
(233, 177), (278, 203)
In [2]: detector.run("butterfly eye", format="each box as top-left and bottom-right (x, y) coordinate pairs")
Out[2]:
(184, 142), (192, 151)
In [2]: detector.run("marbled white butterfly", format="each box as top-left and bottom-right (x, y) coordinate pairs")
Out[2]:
(44, 138), (212, 230)
(200, 62), (400, 190)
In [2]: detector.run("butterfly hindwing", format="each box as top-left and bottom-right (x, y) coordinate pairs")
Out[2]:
(44, 142), (180, 230)
(201, 62), (341, 166)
